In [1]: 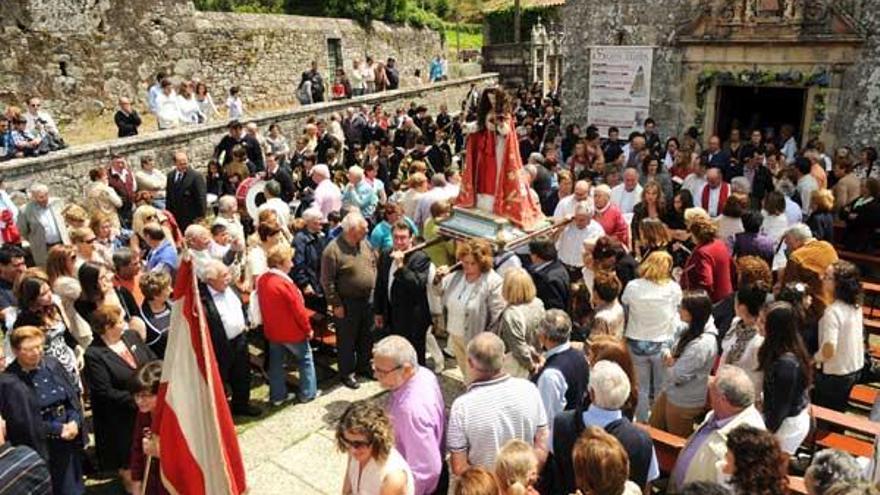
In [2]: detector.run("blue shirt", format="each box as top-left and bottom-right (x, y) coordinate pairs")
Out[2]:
(342, 180), (378, 218)
(581, 405), (660, 483)
(147, 240), (179, 277)
(537, 343), (571, 435)
(369, 217), (419, 252)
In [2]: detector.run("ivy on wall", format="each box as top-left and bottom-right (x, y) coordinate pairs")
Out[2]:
(694, 68), (831, 137)
(484, 6), (560, 45)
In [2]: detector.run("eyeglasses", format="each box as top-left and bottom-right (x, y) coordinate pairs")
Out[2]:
(341, 436), (371, 450)
(83, 238), (97, 243)
(371, 363), (402, 376)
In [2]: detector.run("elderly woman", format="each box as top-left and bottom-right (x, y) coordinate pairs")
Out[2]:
(84, 304), (155, 494)
(498, 268), (545, 378)
(370, 202), (418, 252)
(432, 239), (505, 381)
(587, 335), (640, 419)
(621, 251), (683, 421)
(592, 183), (630, 247)
(338, 400), (415, 495)
(13, 275), (81, 385)
(257, 244), (317, 406)
(650, 290), (717, 437)
(90, 211), (125, 251)
(137, 270), (172, 358)
(805, 449), (865, 495)
(814, 260), (865, 411)
(7, 326), (85, 495)
(681, 215), (733, 303)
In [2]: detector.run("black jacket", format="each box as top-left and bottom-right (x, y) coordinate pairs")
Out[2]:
(374, 250), (432, 335)
(0, 371), (48, 459)
(84, 331), (155, 470)
(292, 230), (326, 298)
(841, 196), (880, 252)
(214, 134), (265, 172)
(166, 167), (208, 230)
(266, 166), (296, 203)
(529, 259), (570, 311)
(114, 110), (141, 138)
(807, 211), (835, 244)
(730, 164), (774, 205)
(199, 282), (247, 379)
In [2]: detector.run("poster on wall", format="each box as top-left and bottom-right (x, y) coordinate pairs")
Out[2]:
(587, 46), (654, 137)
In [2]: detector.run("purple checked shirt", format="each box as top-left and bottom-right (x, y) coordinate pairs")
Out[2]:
(388, 366), (446, 495)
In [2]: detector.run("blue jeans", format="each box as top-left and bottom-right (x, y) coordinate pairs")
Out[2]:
(268, 341), (317, 402)
(628, 340), (667, 422)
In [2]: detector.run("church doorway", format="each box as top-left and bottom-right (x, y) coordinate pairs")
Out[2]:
(714, 85), (807, 143)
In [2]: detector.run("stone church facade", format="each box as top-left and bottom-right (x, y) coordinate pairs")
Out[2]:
(561, 0), (879, 149)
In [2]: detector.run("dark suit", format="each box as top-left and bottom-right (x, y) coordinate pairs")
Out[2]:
(84, 331), (155, 470)
(266, 166), (296, 203)
(373, 250), (432, 365)
(530, 259), (571, 311)
(0, 372), (48, 460)
(166, 167), (207, 231)
(842, 197), (880, 252)
(199, 283), (252, 411)
(704, 149), (733, 180)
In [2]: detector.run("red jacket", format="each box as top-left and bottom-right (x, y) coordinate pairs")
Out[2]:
(681, 239), (733, 303)
(594, 204), (630, 248)
(257, 270), (312, 343)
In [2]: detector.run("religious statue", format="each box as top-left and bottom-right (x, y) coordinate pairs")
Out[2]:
(745, 0), (758, 22)
(456, 88), (543, 230)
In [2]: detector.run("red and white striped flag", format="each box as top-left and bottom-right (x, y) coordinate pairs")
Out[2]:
(152, 258), (247, 494)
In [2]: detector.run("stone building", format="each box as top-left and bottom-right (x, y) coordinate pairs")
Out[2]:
(561, 0), (879, 149)
(0, 0), (441, 124)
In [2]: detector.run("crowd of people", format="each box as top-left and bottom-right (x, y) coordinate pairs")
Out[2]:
(0, 76), (875, 495)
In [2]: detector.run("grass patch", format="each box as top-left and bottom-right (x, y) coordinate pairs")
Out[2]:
(444, 27), (483, 55)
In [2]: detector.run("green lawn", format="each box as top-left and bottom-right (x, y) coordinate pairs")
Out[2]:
(444, 27), (483, 54)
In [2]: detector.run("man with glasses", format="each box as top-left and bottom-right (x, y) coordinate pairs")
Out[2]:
(372, 336), (445, 495)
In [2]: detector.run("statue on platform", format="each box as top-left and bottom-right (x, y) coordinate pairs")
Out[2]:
(455, 88), (543, 230)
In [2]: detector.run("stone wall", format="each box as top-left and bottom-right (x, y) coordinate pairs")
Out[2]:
(0, 74), (497, 201)
(0, 0), (442, 125)
(560, 0), (880, 149)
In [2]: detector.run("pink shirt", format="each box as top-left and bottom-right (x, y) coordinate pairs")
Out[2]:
(388, 367), (446, 495)
(314, 179), (342, 220)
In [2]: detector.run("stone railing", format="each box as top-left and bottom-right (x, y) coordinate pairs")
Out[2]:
(2, 74), (498, 201)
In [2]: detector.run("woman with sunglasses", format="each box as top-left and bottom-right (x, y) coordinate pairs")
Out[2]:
(337, 401), (415, 495)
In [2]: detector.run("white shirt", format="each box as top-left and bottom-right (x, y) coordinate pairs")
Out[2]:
(782, 137), (798, 164)
(701, 183), (723, 217)
(25, 110), (59, 136)
(760, 212), (789, 271)
(346, 447), (415, 495)
(36, 204), (62, 244)
(556, 221), (605, 267)
(177, 95), (202, 124)
(621, 278), (682, 342)
(683, 173), (707, 201)
(610, 183), (643, 215)
(208, 286), (247, 340)
(148, 83), (162, 114)
(445, 278), (476, 337)
(313, 179), (343, 221)
(797, 174), (818, 216)
(720, 318), (765, 393)
(413, 187), (454, 230)
(552, 194), (591, 219)
(258, 198), (290, 230)
(155, 91), (183, 129)
(818, 301), (865, 376)
(784, 197), (803, 226)
(226, 96), (244, 120)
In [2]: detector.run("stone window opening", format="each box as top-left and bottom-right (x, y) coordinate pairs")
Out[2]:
(59, 61), (69, 77)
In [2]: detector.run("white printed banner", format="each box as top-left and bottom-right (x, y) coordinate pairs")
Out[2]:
(587, 46), (654, 136)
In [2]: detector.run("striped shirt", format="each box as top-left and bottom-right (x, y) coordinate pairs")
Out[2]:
(0, 443), (51, 495)
(447, 375), (548, 468)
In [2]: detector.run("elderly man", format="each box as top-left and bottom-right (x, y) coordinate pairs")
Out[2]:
(114, 97), (141, 138)
(553, 180), (591, 219)
(698, 167), (730, 218)
(311, 164), (342, 221)
(107, 154), (137, 228)
(553, 360), (659, 493)
(556, 201), (605, 279)
(622, 134), (646, 169)
(321, 211), (377, 389)
(213, 195), (245, 245)
(257, 180), (291, 229)
(165, 150), (207, 230)
(448, 332), (549, 475)
(610, 167), (643, 215)
(703, 135), (732, 178)
(16, 183), (68, 267)
(535, 310), (588, 433)
(200, 260), (261, 417)
(804, 449), (865, 495)
(292, 208), (327, 311)
(670, 365), (765, 490)
(374, 221), (433, 366)
(780, 223), (838, 319)
(373, 336), (445, 495)
(341, 165), (378, 220)
(186, 224), (242, 279)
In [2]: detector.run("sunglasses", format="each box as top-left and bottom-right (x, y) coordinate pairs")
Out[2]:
(341, 436), (371, 450)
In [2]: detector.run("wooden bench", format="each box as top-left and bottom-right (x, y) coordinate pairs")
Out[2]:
(812, 404), (879, 458)
(851, 385), (879, 408)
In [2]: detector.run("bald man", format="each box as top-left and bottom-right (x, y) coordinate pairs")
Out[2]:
(699, 168), (730, 218)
